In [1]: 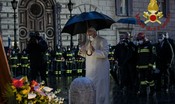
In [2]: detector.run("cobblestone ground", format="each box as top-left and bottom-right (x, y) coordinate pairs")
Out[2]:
(47, 74), (175, 104)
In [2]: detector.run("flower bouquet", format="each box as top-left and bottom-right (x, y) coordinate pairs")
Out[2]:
(4, 76), (64, 104)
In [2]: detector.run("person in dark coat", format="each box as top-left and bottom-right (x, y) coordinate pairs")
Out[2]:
(26, 31), (48, 84)
(114, 33), (137, 93)
(155, 33), (174, 93)
(166, 35), (175, 88)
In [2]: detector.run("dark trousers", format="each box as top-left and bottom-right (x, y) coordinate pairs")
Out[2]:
(30, 61), (47, 84)
(137, 69), (155, 93)
(157, 66), (170, 90)
(120, 64), (136, 90)
(170, 68), (175, 86)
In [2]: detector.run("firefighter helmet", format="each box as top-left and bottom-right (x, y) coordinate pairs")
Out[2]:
(137, 32), (145, 40)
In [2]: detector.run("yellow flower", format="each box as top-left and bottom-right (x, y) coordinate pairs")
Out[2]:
(21, 84), (29, 89)
(16, 93), (22, 102)
(11, 85), (17, 90)
(40, 95), (45, 100)
(20, 86), (31, 95)
(20, 90), (27, 95)
(11, 85), (16, 90)
(27, 87), (31, 92)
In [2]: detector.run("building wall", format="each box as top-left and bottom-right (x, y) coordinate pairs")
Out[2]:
(0, 0), (175, 48)
(132, 0), (175, 43)
(59, 0), (117, 46)
(0, 0), (17, 47)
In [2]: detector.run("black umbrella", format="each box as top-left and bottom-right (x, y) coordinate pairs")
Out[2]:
(61, 11), (115, 36)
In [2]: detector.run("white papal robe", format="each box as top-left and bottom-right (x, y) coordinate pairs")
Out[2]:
(79, 35), (110, 104)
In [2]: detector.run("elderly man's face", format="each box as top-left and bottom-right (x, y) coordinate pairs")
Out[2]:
(87, 30), (94, 36)
(87, 30), (97, 39)
(86, 29), (97, 41)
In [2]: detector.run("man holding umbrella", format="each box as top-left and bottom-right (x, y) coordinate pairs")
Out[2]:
(78, 27), (110, 104)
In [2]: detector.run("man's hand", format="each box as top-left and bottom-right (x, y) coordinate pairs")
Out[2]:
(79, 45), (86, 54)
(90, 42), (95, 52)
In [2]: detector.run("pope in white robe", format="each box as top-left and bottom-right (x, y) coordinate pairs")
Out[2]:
(79, 27), (110, 104)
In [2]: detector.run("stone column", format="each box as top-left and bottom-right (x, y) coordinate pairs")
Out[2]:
(69, 77), (96, 104)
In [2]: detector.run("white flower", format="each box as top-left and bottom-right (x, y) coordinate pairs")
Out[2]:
(40, 81), (45, 85)
(55, 89), (61, 94)
(53, 97), (59, 102)
(43, 86), (53, 92)
(28, 93), (36, 99)
(47, 94), (52, 102)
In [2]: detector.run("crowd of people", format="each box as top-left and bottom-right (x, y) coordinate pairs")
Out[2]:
(112, 32), (175, 97)
(4, 29), (175, 104)
(17, 30), (174, 104)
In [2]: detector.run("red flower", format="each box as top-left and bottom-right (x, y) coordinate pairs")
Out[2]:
(12, 78), (24, 88)
(30, 80), (38, 91)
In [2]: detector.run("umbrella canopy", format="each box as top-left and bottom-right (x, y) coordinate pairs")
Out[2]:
(61, 11), (115, 36)
(116, 17), (145, 30)
(117, 17), (144, 24)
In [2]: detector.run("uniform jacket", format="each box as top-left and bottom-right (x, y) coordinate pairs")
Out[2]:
(136, 41), (156, 69)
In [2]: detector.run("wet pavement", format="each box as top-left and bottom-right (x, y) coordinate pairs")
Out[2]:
(47, 73), (175, 104)
(111, 81), (175, 104)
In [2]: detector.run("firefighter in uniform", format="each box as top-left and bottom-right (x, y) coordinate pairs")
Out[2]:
(20, 49), (30, 76)
(45, 47), (52, 76)
(108, 44), (115, 71)
(136, 32), (156, 96)
(75, 45), (85, 76)
(65, 46), (74, 76)
(10, 49), (20, 77)
(54, 46), (65, 76)
(109, 44), (119, 83)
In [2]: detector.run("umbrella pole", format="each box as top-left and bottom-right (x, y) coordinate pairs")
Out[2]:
(70, 35), (73, 49)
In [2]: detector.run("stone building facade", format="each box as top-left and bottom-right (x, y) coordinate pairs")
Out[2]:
(0, 0), (175, 51)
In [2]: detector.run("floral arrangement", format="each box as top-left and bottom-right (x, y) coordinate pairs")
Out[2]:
(4, 76), (64, 104)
